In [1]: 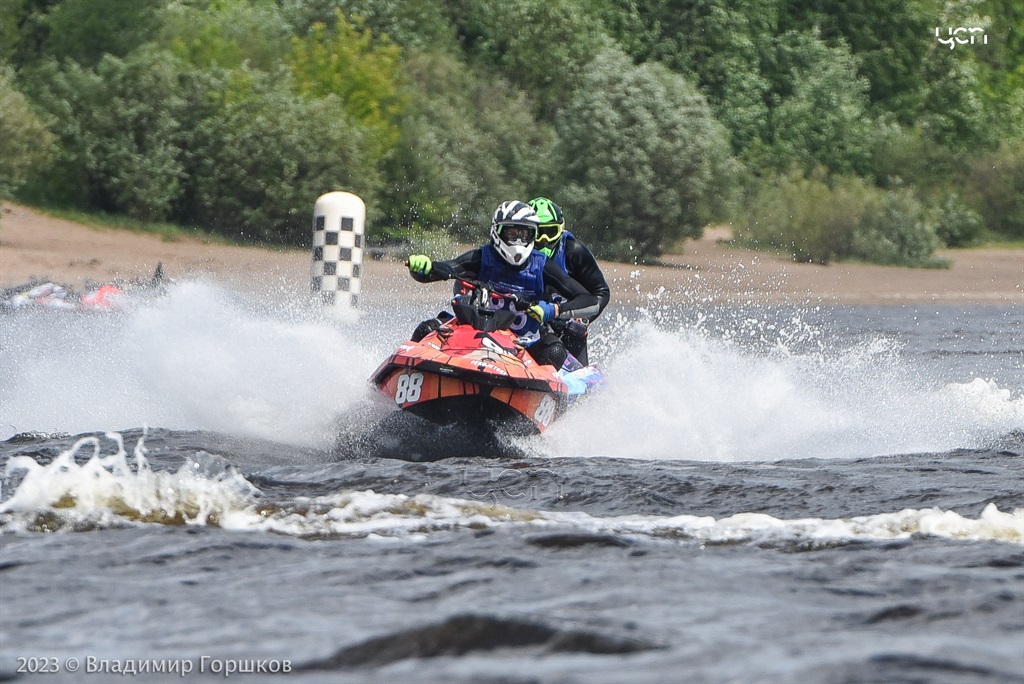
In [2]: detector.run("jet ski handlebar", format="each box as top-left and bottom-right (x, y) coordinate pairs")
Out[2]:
(425, 262), (532, 309)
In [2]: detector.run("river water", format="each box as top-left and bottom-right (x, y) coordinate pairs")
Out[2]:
(1, 278), (1021, 683)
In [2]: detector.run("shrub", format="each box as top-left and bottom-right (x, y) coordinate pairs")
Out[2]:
(968, 140), (1024, 239)
(934, 193), (984, 248)
(738, 171), (873, 264)
(0, 64), (53, 201)
(851, 188), (941, 266)
(739, 172), (944, 266)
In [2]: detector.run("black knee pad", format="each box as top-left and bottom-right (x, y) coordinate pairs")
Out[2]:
(532, 336), (568, 369)
(545, 343), (568, 370)
(411, 318), (441, 342)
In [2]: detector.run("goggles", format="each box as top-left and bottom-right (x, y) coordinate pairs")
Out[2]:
(498, 224), (536, 245)
(536, 222), (564, 244)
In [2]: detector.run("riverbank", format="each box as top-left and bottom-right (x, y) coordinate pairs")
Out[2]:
(2, 203), (1021, 306)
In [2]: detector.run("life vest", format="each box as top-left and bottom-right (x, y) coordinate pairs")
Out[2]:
(548, 230), (576, 274)
(478, 245), (546, 344)
(543, 230), (577, 309)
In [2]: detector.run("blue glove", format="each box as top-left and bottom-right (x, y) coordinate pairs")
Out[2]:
(527, 301), (557, 323)
(407, 255), (432, 275)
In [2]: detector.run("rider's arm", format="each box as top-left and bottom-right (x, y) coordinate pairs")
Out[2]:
(564, 237), (611, 320)
(410, 249), (482, 283)
(543, 260), (600, 320)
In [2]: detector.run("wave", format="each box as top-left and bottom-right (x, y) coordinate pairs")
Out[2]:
(2, 435), (1019, 545)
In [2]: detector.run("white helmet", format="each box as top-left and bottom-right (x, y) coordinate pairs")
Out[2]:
(490, 200), (539, 267)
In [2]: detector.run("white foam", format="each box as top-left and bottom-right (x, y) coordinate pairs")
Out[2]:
(0, 433), (258, 529)
(0, 281), (383, 447)
(565, 504), (1024, 545)
(542, 320), (1024, 461)
(1, 281), (1020, 461)
(2, 436), (1020, 545)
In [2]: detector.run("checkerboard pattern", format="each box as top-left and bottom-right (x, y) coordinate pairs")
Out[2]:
(310, 213), (363, 308)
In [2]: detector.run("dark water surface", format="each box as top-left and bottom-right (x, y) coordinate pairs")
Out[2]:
(1, 284), (1022, 682)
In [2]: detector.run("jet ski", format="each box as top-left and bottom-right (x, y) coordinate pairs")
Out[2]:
(369, 271), (603, 436)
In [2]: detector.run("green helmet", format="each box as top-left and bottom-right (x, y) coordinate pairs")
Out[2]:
(528, 197), (564, 258)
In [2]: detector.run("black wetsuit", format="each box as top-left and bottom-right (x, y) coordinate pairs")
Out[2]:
(548, 236), (610, 365)
(557, 236), (610, 320)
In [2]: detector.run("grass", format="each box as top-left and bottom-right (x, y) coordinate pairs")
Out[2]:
(963, 231), (1024, 250)
(20, 203), (244, 246)
(48, 207), (218, 242)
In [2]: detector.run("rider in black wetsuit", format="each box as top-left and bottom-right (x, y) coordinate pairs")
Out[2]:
(407, 201), (600, 369)
(528, 197), (611, 365)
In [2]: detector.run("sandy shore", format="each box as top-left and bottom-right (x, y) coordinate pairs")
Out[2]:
(1, 202), (1020, 306)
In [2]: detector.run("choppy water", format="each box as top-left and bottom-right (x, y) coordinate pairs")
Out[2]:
(1, 279), (1022, 683)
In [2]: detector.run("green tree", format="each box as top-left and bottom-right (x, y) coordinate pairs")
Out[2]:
(764, 30), (873, 175)
(157, 0), (294, 72)
(555, 48), (737, 262)
(378, 51), (554, 241)
(43, 0), (163, 66)
(288, 10), (404, 162)
(590, 0), (655, 62)
(779, 0), (934, 121)
(181, 66), (379, 244)
(781, 0), (1004, 150)
(971, 0), (1024, 137)
(27, 48), (187, 220)
(0, 0), (21, 63)
(4, 0), (64, 69)
(916, 51), (992, 152)
(445, 0), (611, 119)
(5, 0), (163, 69)
(280, 0), (459, 56)
(600, 0), (778, 154)
(0, 63), (54, 201)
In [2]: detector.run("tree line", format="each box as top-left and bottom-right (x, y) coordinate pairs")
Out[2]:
(1, 0), (1021, 265)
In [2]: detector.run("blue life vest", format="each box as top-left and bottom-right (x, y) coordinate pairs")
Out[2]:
(543, 230), (576, 308)
(478, 245), (546, 344)
(548, 230), (575, 274)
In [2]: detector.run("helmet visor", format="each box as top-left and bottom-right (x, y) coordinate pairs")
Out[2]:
(498, 224), (536, 245)
(536, 222), (564, 244)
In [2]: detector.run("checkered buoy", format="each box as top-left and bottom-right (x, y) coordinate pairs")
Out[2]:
(310, 191), (365, 312)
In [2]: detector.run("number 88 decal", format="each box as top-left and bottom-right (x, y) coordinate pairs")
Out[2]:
(394, 371), (424, 405)
(534, 395), (556, 427)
